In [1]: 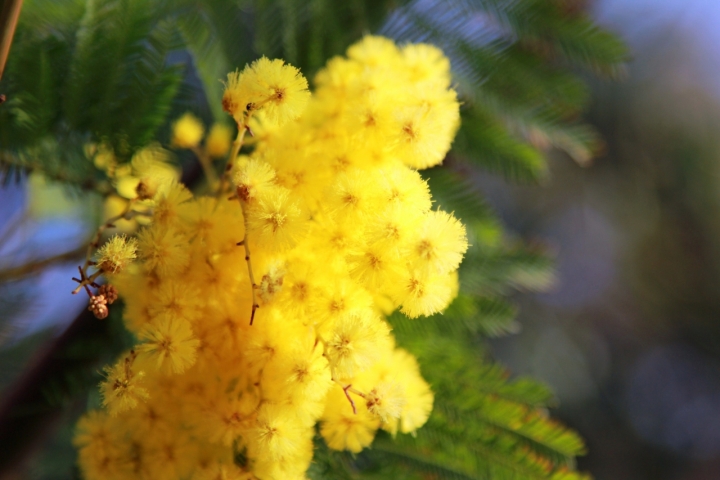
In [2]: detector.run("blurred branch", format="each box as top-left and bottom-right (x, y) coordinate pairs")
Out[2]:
(0, 152), (112, 194)
(0, 245), (86, 282)
(0, 0), (23, 82)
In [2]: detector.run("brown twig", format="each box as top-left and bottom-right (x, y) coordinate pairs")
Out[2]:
(224, 121), (259, 326)
(331, 378), (366, 415)
(0, 0), (23, 83)
(236, 208), (259, 325)
(343, 384), (357, 415)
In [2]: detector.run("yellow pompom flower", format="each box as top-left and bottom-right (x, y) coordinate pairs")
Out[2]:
(378, 166), (432, 212)
(391, 103), (457, 169)
(257, 260), (286, 305)
(200, 395), (255, 446)
(395, 270), (456, 319)
(96, 234), (137, 274)
(243, 57), (310, 125)
(263, 341), (332, 403)
(365, 381), (406, 423)
(136, 225), (190, 277)
(151, 182), (193, 228)
(112, 144), (179, 201)
(402, 43), (452, 87)
(205, 123), (233, 158)
(323, 308), (391, 380)
(77, 36), (467, 480)
(246, 403), (307, 462)
(137, 315), (200, 374)
(347, 35), (402, 66)
(347, 242), (405, 289)
(234, 159), (277, 203)
(223, 58), (310, 127)
(246, 186), (306, 251)
(73, 411), (114, 450)
(222, 69), (252, 122)
(171, 112), (205, 149)
(411, 210), (469, 274)
(100, 351), (148, 415)
(392, 349), (434, 433)
(326, 169), (381, 224)
(76, 438), (130, 480)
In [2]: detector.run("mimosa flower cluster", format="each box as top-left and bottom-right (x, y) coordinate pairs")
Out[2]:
(75, 36), (467, 480)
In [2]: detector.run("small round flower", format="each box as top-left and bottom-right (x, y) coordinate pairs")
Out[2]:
(171, 112), (205, 149)
(323, 308), (391, 380)
(100, 350), (148, 415)
(243, 57), (310, 125)
(136, 225), (190, 277)
(246, 186), (306, 251)
(320, 384), (380, 453)
(137, 315), (200, 374)
(411, 210), (468, 275)
(234, 159), (277, 203)
(394, 270), (457, 319)
(222, 69), (253, 122)
(96, 234), (138, 274)
(205, 123), (233, 158)
(366, 381), (405, 423)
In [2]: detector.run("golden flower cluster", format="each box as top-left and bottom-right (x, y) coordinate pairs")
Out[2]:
(75, 36), (466, 480)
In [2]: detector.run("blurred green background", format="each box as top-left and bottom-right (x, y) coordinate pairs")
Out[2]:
(489, 2), (720, 478)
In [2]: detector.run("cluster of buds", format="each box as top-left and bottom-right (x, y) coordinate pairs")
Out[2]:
(88, 295), (108, 320)
(98, 284), (119, 304)
(87, 284), (118, 320)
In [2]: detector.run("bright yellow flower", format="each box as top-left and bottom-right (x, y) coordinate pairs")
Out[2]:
(171, 112), (205, 149)
(96, 234), (137, 274)
(137, 315), (200, 374)
(205, 123), (233, 158)
(77, 36), (464, 480)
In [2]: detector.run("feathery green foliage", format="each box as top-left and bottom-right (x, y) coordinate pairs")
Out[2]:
(0, 0), (627, 478)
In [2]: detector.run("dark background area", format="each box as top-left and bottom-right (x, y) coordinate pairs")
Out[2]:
(488, 1), (720, 478)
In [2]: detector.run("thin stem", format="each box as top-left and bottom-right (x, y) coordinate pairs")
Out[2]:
(237, 203), (259, 325)
(343, 384), (357, 415)
(217, 123), (248, 198)
(222, 121), (259, 325)
(346, 385), (366, 398)
(331, 377), (367, 415)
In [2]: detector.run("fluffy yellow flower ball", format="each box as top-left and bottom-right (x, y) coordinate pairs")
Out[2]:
(76, 35), (465, 480)
(171, 112), (205, 149)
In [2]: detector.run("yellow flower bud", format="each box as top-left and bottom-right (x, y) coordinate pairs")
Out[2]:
(205, 123), (232, 158)
(171, 112), (205, 149)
